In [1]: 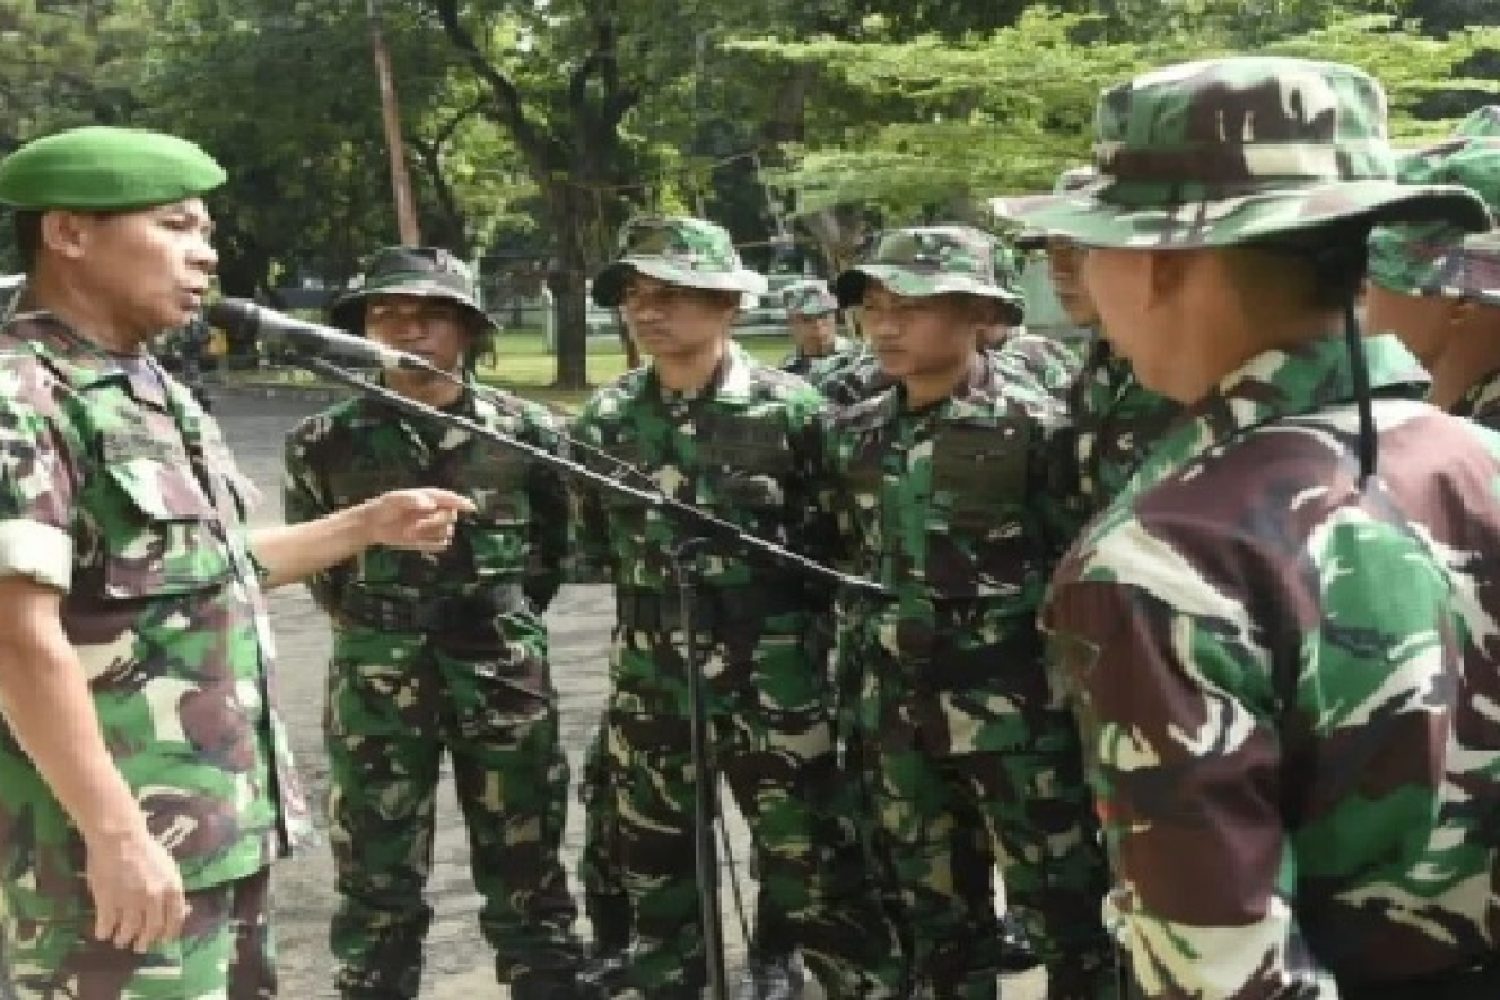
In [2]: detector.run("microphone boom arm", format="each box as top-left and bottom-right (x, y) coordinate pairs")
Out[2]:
(291, 355), (885, 596)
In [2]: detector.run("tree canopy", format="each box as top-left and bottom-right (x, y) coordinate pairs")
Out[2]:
(2, 0), (1498, 383)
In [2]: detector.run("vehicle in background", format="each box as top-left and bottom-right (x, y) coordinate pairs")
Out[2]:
(0, 273), (23, 314)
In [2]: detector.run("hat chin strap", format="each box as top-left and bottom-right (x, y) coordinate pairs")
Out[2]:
(1344, 298), (1378, 485)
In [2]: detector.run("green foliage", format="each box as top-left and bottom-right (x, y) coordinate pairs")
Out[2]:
(735, 3), (1500, 226)
(4, 0), (1499, 309)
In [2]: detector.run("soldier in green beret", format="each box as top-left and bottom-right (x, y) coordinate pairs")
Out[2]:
(1365, 131), (1500, 429)
(1013, 57), (1500, 997)
(0, 126), (474, 999)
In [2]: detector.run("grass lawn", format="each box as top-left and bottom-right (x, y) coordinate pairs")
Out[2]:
(229, 330), (798, 414)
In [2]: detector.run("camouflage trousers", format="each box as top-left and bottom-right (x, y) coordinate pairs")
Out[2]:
(868, 738), (1115, 1000)
(0, 895), (13, 1000)
(580, 724), (814, 963)
(324, 632), (581, 998)
(579, 716), (630, 945)
(606, 625), (902, 998)
(2, 868), (273, 999)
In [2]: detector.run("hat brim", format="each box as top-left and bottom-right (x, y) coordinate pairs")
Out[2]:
(591, 259), (768, 308)
(834, 265), (1025, 325)
(1005, 179), (1491, 249)
(329, 280), (497, 334)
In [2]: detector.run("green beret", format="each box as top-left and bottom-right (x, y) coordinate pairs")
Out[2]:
(0, 126), (226, 211)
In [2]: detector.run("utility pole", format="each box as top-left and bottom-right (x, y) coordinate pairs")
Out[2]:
(367, 0), (420, 244)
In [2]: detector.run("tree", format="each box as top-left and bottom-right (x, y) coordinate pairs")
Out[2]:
(733, 3), (1500, 258)
(424, 0), (661, 388)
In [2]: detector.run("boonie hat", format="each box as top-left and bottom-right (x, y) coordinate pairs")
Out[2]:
(1004, 57), (1489, 248)
(592, 216), (767, 308)
(330, 246), (496, 336)
(834, 226), (1025, 326)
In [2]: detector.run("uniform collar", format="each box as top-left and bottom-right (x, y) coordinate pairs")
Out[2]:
(0, 311), (171, 408)
(1453, 366), (1500, 423)
(355, 373), (479, 426)
(865, 350), (994, 427)
(643, 340), (756, 405)
(1140, 332), (1429, 481)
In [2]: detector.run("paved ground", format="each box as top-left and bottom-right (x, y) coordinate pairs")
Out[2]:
(219, 390), (767, 999)
(217, 388), (1044, 999)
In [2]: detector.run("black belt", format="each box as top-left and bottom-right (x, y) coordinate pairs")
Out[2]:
(1338, 955), (1500, 1000)
(615, 587), (807, 633)
(341, 583), (529, 633)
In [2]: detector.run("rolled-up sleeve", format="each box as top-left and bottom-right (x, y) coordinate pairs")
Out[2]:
(0, 362), (80, 591)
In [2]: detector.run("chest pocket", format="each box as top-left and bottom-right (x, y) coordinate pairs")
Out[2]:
(599, 436), (650, 511)
(701, 415), (791, 511)
(327, 469), (406, 507)
(102, 446), (231, 599)
(931, 422), (1030, 530)
(464, 448), (527, 522)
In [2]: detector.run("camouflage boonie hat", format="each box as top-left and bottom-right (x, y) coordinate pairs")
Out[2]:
(1006, 57), (1490, 248)
(330, 245), (496, 335)
(1458, 106), (1500, 139)
(1368, 135), (1500, 297)
(1003, 165), (1098, 250)
(591, 215), (768, 308)
(782, 279), (838, 318)
(834, 225), (1025, 325)
(1420, 231), (1500, 307)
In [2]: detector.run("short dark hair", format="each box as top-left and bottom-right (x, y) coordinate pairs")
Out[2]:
(15, 211), (41, 274)
(1253, 221), (1370, 310)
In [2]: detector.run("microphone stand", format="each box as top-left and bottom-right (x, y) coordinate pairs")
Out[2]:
(290, 355), (883, 1000)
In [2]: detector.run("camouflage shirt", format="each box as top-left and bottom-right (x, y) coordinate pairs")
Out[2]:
(821, 350), (1083, 753)
(282, 382), (569, 645)
(1067, 337), (1180, 514)
(778, 334), (857, 380)
(1452, 366), (1500, 432)
(993, 331), (1081, 399)
(569, 343), (833, 707)
(0, 315), (311, 920)
(1044, 333), (1500, 994)
(813, 336), (1077, 410)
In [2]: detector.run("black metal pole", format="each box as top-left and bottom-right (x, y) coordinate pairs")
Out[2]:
(292, 356), (881, 597)
(290, 355), (883, 996)
(671, 539), (727, 1000)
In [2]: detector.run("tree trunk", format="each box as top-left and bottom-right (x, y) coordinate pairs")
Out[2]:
(546, 184), (589, 388)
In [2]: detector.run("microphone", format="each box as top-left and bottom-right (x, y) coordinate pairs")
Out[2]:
(204, 298), (436, 372)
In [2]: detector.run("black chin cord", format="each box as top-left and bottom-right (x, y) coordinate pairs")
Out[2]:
(1344, 298), (1378, 485)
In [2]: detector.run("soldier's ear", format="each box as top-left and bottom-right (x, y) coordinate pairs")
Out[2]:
(1450, 298), (1484, 338)
(1143, 248), (1193, 309)
(39, 210), (93, 261)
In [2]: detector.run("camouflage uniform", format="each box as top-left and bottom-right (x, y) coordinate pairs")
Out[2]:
(1012, 57), (1500, 997)
(1417, 231), (1500, 431)
(0, 314), (312, 997)
(813, 233), (1078, 409)
(1366, 124), (1500, 433)
(824, 228), (1112, 999)
(283, 249), (583, 997)
(995, 165), (1180, 514)
(574, 217), (899, 998)
(777, 279), (856, 379)
(1066, 339), (1179, 515)
(812, 331), (1077, 411)
(0, 284), (11, 998)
